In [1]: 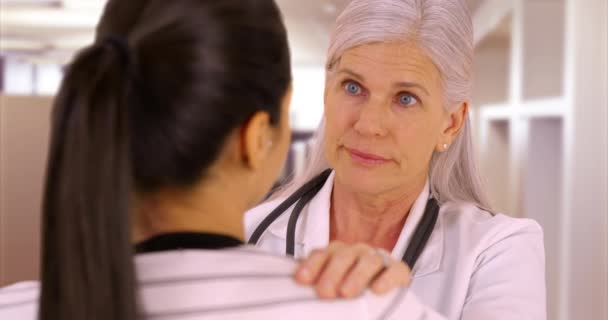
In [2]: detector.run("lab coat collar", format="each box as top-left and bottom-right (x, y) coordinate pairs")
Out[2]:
(266, 171), (335, 252)
(389, 179), (443, 278)
(267, 171), (442, 278)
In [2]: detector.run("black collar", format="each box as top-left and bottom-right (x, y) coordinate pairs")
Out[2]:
(135, 232), (243, 254)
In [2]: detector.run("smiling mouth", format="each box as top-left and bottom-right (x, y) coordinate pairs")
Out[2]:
(344, 147), (391, 166)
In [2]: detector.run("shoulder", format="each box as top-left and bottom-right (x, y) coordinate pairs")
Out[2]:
(0, 281), (39, 301)
(433, 203), (546, 319)
(0, 281), (39, 319)
(439, 201), (544, 253)
(0, 281), (39, 292)
(136, 245), (299, 279)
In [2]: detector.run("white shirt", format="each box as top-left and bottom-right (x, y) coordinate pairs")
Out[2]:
(0, 246), (445, 319)
(244, 171), (547, 319)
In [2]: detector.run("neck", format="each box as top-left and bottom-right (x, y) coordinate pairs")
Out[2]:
(132, 174), (248, 244)
(329, 176), (427, 251)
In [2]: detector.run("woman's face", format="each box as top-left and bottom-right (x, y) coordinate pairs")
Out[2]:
(324, 41), (453, 195)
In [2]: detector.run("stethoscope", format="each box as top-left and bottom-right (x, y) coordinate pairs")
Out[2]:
(248, 169), (440, 269)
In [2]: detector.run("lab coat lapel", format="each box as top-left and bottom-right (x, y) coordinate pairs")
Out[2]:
(265, 172), (443, 278)
(385, 179), (443, 278)
(266, 171), (335, 257)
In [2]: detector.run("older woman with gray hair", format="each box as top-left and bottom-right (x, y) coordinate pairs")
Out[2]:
(246, 0), (546, 318)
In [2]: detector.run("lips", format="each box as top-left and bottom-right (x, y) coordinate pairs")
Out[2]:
(344, 147), (391, 165)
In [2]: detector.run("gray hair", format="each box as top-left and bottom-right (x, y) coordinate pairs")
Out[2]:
(274, 0), (492, 211)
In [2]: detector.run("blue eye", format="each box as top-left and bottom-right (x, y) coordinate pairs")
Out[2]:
(344, 81), (362, 95)
(398, 93), (417, 106)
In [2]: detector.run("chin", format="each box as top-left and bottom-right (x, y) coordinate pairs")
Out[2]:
(334, 163), (395, 195)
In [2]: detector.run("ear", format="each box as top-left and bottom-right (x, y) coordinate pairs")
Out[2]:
(240, 111), (273, 170)
(435, 102), (468, 152)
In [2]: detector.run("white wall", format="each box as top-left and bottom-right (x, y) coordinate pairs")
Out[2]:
(34, 64), (62, 95)
(3, 58), (35, 94)
(290, 65), (325, 131)
(472, 36), (510, 107)
(474, 1), (607, 318)
(561, 0), (608, 318)
(2, 57), (63, 95)
(521, 1), (565, 99)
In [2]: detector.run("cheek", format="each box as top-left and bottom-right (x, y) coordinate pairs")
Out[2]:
(324, 93), (357, 142)
(393, 115), (441, 165)
(323, 93), (349, 166)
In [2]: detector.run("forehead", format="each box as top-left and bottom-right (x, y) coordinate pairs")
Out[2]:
(336, 41), (441, 88)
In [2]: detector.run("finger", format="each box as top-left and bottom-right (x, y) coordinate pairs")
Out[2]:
(315, 248), (360, 299)
(371, 262), (411, 295)
(338, 250), (384, 298)
(295, 241), (347, 284)
(295, 249), (329, 285)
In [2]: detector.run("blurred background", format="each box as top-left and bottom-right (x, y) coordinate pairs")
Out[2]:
(0, 0), (606, 319)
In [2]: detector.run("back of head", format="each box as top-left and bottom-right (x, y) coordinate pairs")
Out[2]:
(39, 1), (291, 319)
(276, 0), (490, 210)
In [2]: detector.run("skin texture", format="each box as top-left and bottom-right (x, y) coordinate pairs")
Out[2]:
(325, 41), (467, 249)
(296, 41), (468, 298)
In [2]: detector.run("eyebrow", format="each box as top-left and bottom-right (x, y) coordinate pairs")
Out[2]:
(337, 68), (430, 96)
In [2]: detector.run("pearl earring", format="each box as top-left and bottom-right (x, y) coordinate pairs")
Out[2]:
(443, 143), (448, 150)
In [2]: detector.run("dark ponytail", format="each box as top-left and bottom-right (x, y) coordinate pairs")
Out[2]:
(38, 0), (291, 319)
(39, 41), (139, 319)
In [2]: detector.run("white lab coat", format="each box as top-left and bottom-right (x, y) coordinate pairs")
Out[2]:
(244, 171), (547, 320)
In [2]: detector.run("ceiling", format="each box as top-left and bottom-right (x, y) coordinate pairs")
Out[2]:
(0, 0), (488, 65)
(276, 0), (351, 65)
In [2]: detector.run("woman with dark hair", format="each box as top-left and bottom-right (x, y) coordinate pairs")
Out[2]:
(0, 0), (433, 319)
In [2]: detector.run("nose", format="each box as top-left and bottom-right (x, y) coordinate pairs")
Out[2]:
(353, 99), (389, 137)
